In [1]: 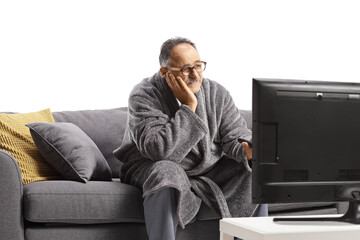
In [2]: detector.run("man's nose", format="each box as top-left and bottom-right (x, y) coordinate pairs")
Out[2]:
(189, 68), (199, 79)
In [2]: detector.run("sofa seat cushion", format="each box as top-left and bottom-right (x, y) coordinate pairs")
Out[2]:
(23, 179), (144, 224)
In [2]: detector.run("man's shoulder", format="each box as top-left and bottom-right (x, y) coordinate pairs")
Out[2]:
(130, 72), (161, 96)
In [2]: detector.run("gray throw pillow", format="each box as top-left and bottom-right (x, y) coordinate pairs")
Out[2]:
(26, 122), (112, 183)
(52, 108), (128, 178)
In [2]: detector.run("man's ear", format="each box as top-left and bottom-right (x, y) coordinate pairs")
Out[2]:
(160, 67), (168, 78)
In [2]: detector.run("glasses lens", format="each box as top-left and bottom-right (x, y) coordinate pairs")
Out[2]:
(181, 62), (206, 76)
(202, 62), (206, 71)
(181, 67), (191, 76)
(195, 63), (205, 72)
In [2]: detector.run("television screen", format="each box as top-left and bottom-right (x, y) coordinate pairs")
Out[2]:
(252, 78), (360, 223)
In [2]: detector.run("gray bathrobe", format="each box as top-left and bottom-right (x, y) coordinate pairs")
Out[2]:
(114, 72), (257, 228)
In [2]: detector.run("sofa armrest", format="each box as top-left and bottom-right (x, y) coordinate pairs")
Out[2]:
(0, 150), (25, 240)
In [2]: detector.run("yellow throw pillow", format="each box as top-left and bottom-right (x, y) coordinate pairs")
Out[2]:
(0, 108), (61, 184)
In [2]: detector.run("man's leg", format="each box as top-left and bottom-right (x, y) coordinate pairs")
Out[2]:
(252, 203), (268, 217)
(234, 204), (268, 240)
(143, 188), (179, 240)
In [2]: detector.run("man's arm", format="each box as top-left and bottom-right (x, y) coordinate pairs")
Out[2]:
(218, 88), (252, 163)
(128, 82), (207, 162)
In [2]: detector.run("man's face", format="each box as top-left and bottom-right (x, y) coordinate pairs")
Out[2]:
(162, 43), (203, 94)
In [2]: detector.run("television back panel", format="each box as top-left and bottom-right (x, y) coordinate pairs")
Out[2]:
(252, 78), (360, 203)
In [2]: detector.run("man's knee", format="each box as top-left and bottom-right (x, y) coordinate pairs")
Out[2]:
(145, 160), (188, 183)
(143, 187), (177, 208)
(143, 160), (189, 193)
(151, 160), (183, 172)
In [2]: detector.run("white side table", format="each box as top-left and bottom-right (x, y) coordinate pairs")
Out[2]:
(220, 215), (360, 240)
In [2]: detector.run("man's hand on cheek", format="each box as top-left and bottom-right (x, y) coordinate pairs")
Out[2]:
(165, 72), (198, 112)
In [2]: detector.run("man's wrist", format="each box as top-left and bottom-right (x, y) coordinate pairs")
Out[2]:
(187, 103), (197, 112)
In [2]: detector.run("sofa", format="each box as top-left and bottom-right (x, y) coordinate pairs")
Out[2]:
(0, 107), (346, 240)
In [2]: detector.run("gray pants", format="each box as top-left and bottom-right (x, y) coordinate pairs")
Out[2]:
(143, 188), (179, 240)
(143, 187), (268, 240)
(252, 203), (268, 217)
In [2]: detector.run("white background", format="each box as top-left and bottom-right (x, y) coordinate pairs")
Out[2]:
(1, 0), (359, 112)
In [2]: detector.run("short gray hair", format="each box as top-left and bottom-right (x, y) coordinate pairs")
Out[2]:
(159, 37), (197, 67)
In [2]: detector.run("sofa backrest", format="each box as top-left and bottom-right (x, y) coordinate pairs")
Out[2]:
(52, 108), (252, 178)
(240, 110), (252, 130)
(53, 108), (128, 178)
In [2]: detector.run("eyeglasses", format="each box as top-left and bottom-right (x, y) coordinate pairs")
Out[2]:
(167, 61), (207, 76)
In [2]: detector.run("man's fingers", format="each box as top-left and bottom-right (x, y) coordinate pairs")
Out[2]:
(165, 73), (178, 90)
(169, 73), (181, 88)
(176, 76), (188, 90)
(242, 142), (252, 160)
(175, 76), (195, 96)
(169, 74), (190, 94)
(166, 73), (191, 93)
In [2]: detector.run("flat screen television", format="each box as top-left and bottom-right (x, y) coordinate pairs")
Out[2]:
(252, 78), (360, 223)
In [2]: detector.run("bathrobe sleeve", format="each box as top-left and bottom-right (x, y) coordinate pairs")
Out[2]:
(217, 86), (252, 168)
(127, 82), (208, 163)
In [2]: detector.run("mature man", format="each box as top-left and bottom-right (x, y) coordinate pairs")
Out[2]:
(114, 37), (267, 240)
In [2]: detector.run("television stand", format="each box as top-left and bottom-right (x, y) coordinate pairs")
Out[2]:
(220, 216), (360, 240)
(274, 201), (360, 224)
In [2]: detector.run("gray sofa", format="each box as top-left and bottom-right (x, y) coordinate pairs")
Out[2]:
(0, 107), (345, 240)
